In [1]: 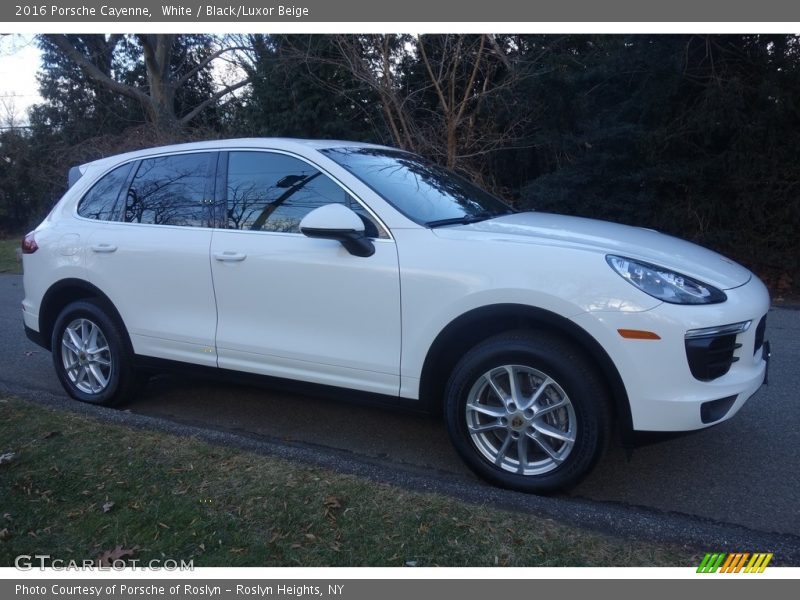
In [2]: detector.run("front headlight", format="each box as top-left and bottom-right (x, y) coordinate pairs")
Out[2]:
(606, 255), (727, 305)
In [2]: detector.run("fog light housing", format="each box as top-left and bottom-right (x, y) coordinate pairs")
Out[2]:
(700, 395), (737, 424)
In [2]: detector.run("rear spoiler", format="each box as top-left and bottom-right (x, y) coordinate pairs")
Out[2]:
(68, 165), (84, 188)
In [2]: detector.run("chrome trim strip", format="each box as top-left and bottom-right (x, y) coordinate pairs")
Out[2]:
(685, 320), (752, 339)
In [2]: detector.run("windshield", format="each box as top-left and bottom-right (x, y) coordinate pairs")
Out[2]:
(321, 147), (514, 226)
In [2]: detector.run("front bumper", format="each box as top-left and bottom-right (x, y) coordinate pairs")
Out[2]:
(572, 274), (771, 432)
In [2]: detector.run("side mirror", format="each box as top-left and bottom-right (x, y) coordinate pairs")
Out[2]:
(299, 204), (375, 258)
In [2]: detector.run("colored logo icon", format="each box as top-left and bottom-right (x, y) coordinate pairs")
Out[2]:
(697, 553), (773, 573)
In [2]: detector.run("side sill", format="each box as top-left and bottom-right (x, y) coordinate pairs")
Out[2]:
(133, 355), (427, 415)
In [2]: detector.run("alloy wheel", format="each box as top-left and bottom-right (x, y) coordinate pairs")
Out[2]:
(60, 318), (113, 395)
(465, 364), (576, 476)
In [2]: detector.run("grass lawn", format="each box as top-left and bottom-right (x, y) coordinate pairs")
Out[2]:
(0, 396), (698, 567)
(0, 238), (21, 274)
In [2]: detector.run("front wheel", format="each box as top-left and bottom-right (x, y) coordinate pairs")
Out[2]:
(51, 299), (143, 406)
(444, 330), (611, 493)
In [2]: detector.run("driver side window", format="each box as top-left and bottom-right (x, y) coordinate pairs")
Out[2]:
(225, 151), (387, 238)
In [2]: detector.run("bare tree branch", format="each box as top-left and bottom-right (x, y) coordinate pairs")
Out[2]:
(175, 44), (249, 88)
(487, 34), (511, 69)
(44, 34), (150, 105)
(455, 35), (486, 127)
(419, 37), (450, 114)
(179, 77), (251, 124)
(45, 34), (253, 130)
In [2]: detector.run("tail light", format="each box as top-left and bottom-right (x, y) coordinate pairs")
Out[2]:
(21, 231), (38, 254)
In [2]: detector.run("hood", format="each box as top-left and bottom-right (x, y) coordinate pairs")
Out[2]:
(439, 212), (751, 290)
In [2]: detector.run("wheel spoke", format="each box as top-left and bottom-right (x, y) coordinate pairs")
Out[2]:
(535, 398), (569, 418)
(533, 420), (575, 443)
(494, 432), (512, 466)
(527, 377), (554, 409)
(516, 435), (529, 473)
(484, 373), (509, 405)
(504, 366), (522, 406)
(466, 402), (507, 419)
(92, 356), (112, 367)
(75, 365), (88, 386)
(66, 328), (83, 351)
(88, 364), (108, 390)
(64, 360), (80, 374)
(529, 433), (564, 462)
(468, 420), (505, 434)
(62, 338), (81, 355)
(80, 320), (89, 347)
(87, 323), (100, 352)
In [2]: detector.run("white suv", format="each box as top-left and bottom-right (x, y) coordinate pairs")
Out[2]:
(21, 138), (771, 492)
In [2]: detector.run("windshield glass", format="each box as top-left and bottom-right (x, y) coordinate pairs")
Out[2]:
(321, 147), (514, 226)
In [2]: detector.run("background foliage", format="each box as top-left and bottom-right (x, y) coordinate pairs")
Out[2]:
(1, 34), (797, 294)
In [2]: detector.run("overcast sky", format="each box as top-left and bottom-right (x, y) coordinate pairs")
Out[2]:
(0, 35), (43, 126)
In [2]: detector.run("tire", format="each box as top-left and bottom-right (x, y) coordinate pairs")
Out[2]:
(444, 330), (611, 494)
(51, 299), (144, 406)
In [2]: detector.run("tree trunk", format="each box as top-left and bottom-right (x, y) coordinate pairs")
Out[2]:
(143, 82), (179, 133)
(139, 35), (180, 134)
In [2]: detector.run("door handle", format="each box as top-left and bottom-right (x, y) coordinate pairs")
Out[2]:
(213, 251), (247, 262)
(90, 244), (117, 253)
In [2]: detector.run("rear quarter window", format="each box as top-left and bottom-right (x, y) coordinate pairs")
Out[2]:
(76, 163), (133, 221)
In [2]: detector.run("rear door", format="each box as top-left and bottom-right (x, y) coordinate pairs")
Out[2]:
(84, 152), (219, 366)
(209, 150), (402, 395)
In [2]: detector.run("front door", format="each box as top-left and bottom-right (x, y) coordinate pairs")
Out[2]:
(209, 150), (401, 396)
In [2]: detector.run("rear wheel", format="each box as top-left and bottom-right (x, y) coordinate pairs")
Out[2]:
(51, 300), (144, 406)
(444, 330), (611, 493)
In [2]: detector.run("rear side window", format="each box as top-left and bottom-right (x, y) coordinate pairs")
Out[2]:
(124, 153), (214, 227)
(77, 163), (132, 221)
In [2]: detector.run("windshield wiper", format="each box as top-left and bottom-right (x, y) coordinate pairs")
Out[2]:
(425, 213), (498, 228)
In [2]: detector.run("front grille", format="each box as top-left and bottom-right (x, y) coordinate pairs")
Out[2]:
(754, 315), (767, 355)
(685, 333), (741, 382)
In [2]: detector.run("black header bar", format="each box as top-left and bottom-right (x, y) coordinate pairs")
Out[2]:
(3, 0), (800, 23)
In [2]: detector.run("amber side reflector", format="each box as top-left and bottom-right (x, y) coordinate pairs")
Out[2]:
(617, 329), (661, 340)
